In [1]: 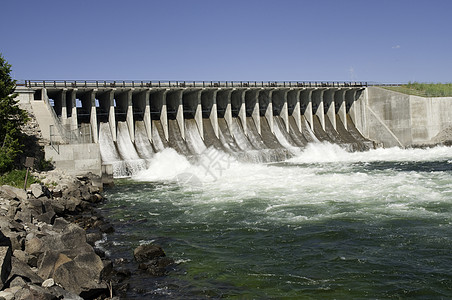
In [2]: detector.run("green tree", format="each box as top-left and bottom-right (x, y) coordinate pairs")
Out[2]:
(0, 53), (29, 173)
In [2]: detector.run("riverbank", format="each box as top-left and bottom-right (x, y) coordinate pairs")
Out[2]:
(0, 169), (171, 299)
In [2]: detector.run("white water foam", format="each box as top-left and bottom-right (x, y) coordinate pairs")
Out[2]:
(288, 142), (452, 164)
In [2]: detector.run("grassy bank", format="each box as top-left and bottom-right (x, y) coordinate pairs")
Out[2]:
(384, 82), (452, 97)
(0, 169), (40, 189)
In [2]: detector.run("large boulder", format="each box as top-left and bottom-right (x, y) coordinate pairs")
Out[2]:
(0, 231), (12, 289)
(52, 251), (107, 297)
(133, 243), (166, 262)
(133, 243), (174, 277)
(0, 185), (27, 202)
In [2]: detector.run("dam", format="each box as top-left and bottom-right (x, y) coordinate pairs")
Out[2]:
(15, 80), (452, 177)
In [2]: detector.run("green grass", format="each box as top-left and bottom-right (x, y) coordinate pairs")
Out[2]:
(0, 169), (40, 189)
(383, 82), (452, 97)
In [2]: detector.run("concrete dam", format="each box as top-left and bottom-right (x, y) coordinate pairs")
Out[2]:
(16, 81), (452, 177)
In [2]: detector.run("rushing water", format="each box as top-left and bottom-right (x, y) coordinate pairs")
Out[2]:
(100, 143), (452, 299)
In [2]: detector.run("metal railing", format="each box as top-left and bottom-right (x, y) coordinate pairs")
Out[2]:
(50, 124), (92, 149)
(18, 80), (370, 89)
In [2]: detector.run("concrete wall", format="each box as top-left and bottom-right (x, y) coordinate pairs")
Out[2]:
(358, 87), (452, 147)
(44, 143), (102, 177)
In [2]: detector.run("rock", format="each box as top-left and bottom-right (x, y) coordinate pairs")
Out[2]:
(15, 283), (57, 300)
(9, 275), (27, 287)
(38, 251), (72, 280)
(86, 232), (103, 246)
(0, 185), (27, 201)
(24, 237), (43, 257)
(53, 252), (107, 297)
(30, 183), (44, 199)
(0, 232), (12, 289)
(14, 209), (32, 223)
(65, 197), (81, 212)
(48, 285), (83, 300)
(8, 257), (43, 285)
(99, 223), (115, 234)
(138, 257), (175, 277)
(0, 290), (14, 300)
(36, 211), (56, 224)
(133, 243), (166, 263)
(42, 278), (55, 287)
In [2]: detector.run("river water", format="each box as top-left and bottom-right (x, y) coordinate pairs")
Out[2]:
(99, 143), (452, 299)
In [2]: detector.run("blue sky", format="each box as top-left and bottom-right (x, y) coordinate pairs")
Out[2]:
(1, 0), (451, 83)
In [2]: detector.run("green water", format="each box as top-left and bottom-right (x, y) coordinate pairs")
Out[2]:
(100, 146), (452, 299)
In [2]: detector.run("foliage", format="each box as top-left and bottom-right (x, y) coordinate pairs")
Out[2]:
(384, 82), (452, 97)
(0, 53), (29, 173)
(0, 169), (40, 189)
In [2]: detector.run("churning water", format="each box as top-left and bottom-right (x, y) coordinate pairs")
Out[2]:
(99, 143), (452, 299)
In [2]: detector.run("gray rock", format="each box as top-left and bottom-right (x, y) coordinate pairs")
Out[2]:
(30, 183), (44, 199)
(134, 243), (166, 262)
(0, 232), (12, 289)
(8, 257), (43, 285)
(9, 275), (27, 287)
(0, 185), (27, 201)
(15, 283), (57, 300)
(42, 278), (55, 287)
(53, 252), (107, 297)
(24, 237), (43, 257)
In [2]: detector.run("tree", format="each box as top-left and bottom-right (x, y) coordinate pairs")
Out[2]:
(0, 53), (29, 173)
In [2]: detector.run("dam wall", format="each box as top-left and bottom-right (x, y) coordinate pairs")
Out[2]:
(359, 87), (452, 147)
(15, 81), (452, 177)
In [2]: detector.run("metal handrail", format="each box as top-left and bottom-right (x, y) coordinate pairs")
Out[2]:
(17, 80), (371, 89)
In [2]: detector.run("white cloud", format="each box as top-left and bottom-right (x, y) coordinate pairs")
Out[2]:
(392, 45), (401, 49)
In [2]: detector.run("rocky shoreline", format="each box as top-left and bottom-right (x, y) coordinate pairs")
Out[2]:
(0, 170), (173, 299)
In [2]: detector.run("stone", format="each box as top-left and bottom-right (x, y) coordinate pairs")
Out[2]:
(0, 186), (27, 201)
(9, 275), (27, 287)
(53, 254), (107, 297)
(35, 211), (56, 224)
(24, 237), (43, 257)
(0, 232), (12, 289)
(42, 278), (55, 288)
(38, 251), (72, 280)
(30, 183), (44, 199)
(14, 209), (32, 223)
(8, 257), (43, 285)
(86, 232), (103, 246)
(0, 290), (14, 300)
(15, 283), (57, 300)
(133, 243), (166, 263)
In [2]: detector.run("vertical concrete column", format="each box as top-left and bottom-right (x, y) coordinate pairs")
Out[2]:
(224, 89), (233, 136)
(210, 90), (219, 138)
(216, 89), (233, 137)
(324, 89), (337, 131)
(108, 90), (117, 142)
(144, 90), (152, 142)
(259, 89), (274, 133)
(312, 89), (325, 131)
(194, 90), (203, 139)
(346, 89), (358, 125)
(300, 89), (314, 130)
(202, 89), (219, 139)
(288, 89), (302, 132)
(126, 90), (134, 143)
(150, 89), (169, 141)
(335, 89), (347, 130)
(231, 89), (247, 135)
(278, 89), (290, 133)
(167, 89), (185, 140)
(89, 90), (99, 143)
(60, 89), (68, 124)
(182, 89), (203, 139)
(161, 90), (169, 141)
(245, 89), (261, 135)
(70, 89), (78, 131)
